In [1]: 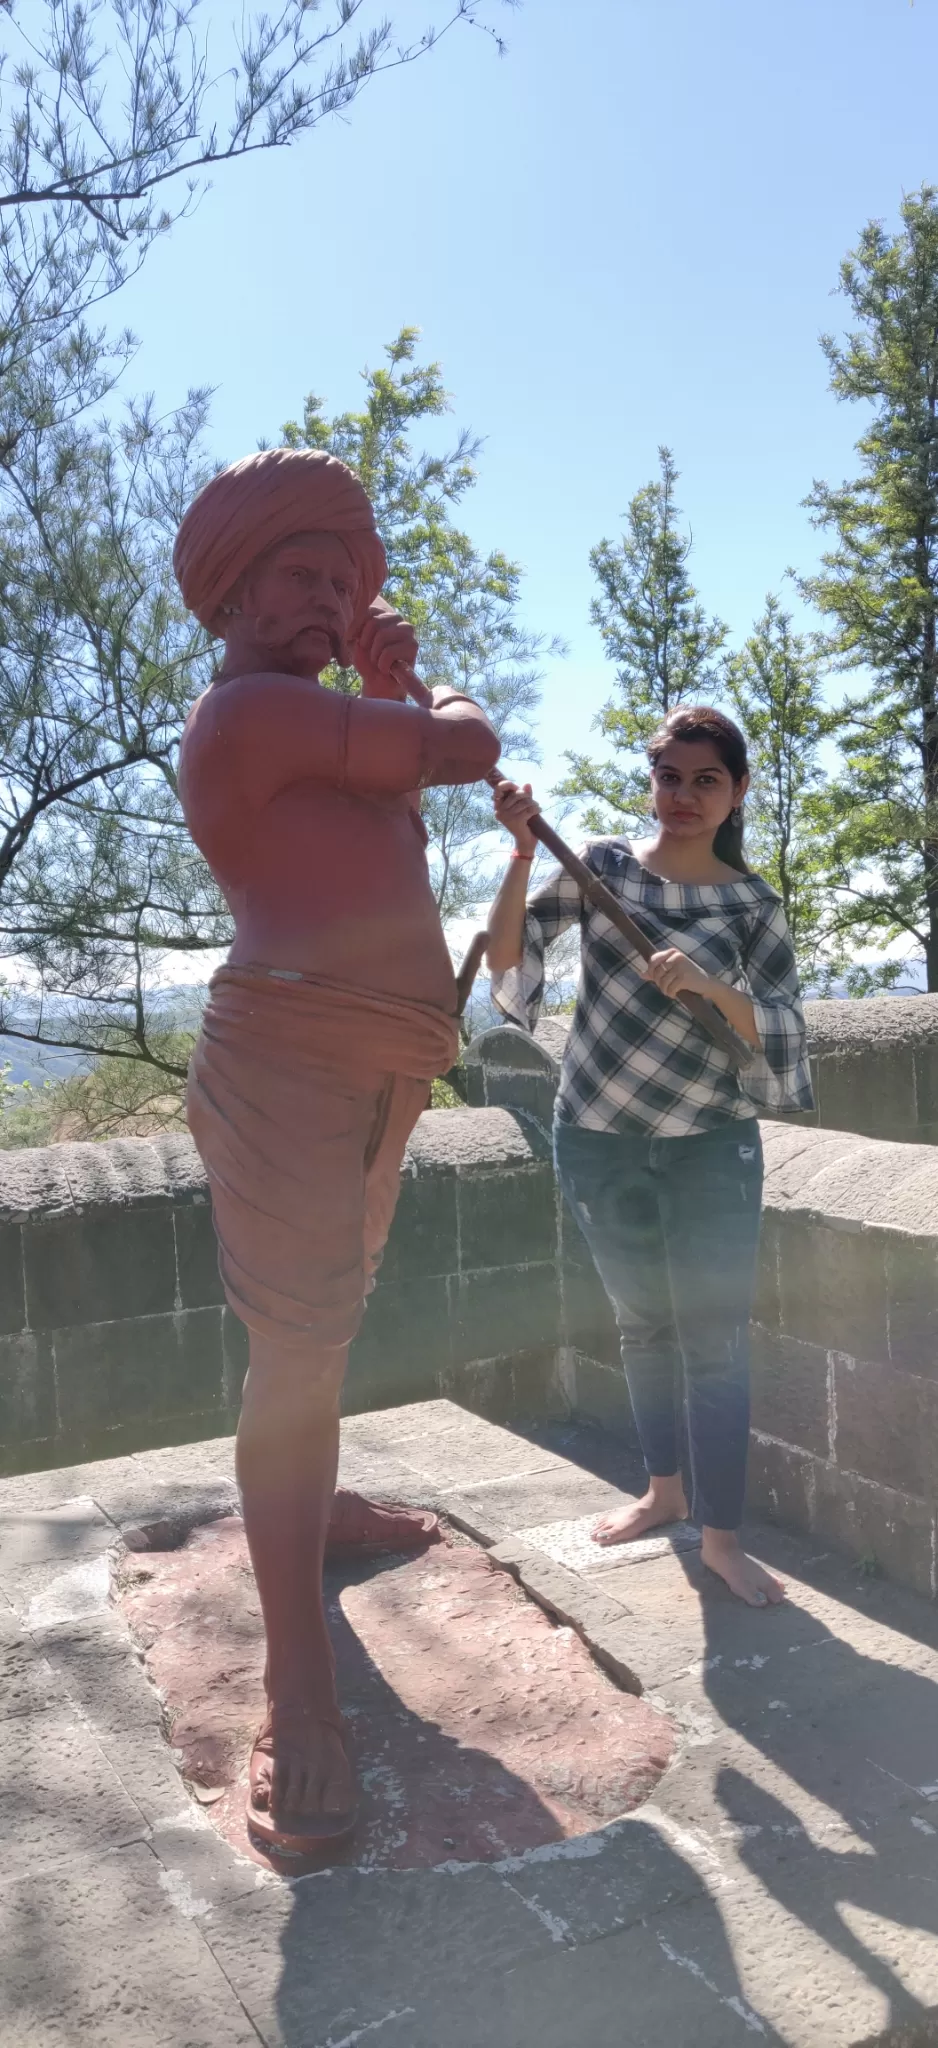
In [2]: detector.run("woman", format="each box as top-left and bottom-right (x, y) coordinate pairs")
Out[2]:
(487, 705), (813, 1609)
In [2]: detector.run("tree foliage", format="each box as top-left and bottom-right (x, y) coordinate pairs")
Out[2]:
(724, 596), (837, 983)
(0, 3), (502, 316)
(0, 331), (548, 1082)
(284, 329), (553, 920)
(559, 447), (727, 831)
(802, 186), (938, 988)
(0, 3), (516, 1098)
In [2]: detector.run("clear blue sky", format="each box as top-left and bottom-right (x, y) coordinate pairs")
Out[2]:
(119, 0), (938, 808)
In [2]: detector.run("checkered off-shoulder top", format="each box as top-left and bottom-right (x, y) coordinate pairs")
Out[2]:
(490, 836), (815, 1139)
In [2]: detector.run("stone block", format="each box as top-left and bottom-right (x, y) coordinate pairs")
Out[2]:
(886, 1234), (938, 1377)
(558, 1187), (594, 1268)
(56, 1139), (176, 1211)
(407, 1105), (537, 1177)
(346, 1275), (451, 1408)
(24, 1206), (177, 1330)
(914, 1040), (938, 1134)
(0, 1627), (66, 1719)
(747, 1432), (816, 1534)
(379, 1170), (458, 1285)
(750, 1328), (830, 1460)
(390, 1407), (561, 1490)
(463, 1022), (557, 1077)
(457, 1164), (556, 1273)
(0, 1707), (146, 1879)
(0, 1330), (56, 1451)
(777, 1214), (888, 1362)
(815, 1040), (917, 1139)
(0, 1146), (73, 1223)
(3, 1549), (112, 1626)
(811, 1460), (936, 1597)
(65, 1406), (232, 1469)
(53, 1310), (224, 1439)
(513, 1548), (634, 1640)
(0, 1841), (259, 2047)
(505, 1346), (568, 1422)
(585, 1616), (646, 1694)
(462, 1061), (486, 1107)
(39, 1614), (162, 1737)
(456, 1464), (626, 1535)
(440, 1351), (547, 1427)
(169, 1308), (227, 1419)
(0, 1222), (24, 1334)
(572, 1354), (637, 1438)
(173, 1199), (223, 1309)
(0, 1497), (112, 1571)
(481, 1068), (557, 1138)
(204, 1864), (555, 2048)
(453, 1262), (560, 1366)
(833, 1352), (938, 1498)
(561, 1261), (619, 1361)
(221, 1304), (248, 1409)
(753, 1210), (781, 1326)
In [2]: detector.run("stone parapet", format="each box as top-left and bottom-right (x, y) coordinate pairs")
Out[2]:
(0, 1114), (937, 1599)
(463, 996), (938, 1147)
(0, 1115), (570, 1479)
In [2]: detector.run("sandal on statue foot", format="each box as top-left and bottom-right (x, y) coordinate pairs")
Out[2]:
(246, 1706), (358, 1858)
(325, 1491), (440, 1559)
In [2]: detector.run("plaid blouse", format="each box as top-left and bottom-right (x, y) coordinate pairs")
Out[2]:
(491, 837), (814, 1139)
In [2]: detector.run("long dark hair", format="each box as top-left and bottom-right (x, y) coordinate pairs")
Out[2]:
(647, 706), (751, 875)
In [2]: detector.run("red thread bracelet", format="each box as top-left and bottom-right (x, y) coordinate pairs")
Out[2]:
(511, 850), (534, 863)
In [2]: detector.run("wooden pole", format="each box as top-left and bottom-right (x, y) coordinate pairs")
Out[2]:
(469, 768), (756, 1072)
(390, 665), (755, 1071)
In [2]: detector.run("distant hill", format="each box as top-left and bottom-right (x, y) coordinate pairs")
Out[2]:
(0, 959), (928, 1090)
(0, 983), (210, 1090)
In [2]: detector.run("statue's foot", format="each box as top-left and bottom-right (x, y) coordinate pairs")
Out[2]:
(325, 1488), (440, 1558)
(246, 1703), (358, 1859)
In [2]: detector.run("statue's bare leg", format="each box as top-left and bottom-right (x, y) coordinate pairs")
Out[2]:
(323, 1071), (440, 1561)
(237, 1332), (356, 1851)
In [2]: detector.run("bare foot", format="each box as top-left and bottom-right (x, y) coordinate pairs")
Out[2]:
(248, 1703), (357, 1851)
(592, 1478), (689, 1548)
(700, 1530), (786, 1608)
(325, 1489), (440, 1556)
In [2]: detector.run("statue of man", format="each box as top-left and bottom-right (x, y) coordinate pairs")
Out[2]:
(173, 448), (500, 1857)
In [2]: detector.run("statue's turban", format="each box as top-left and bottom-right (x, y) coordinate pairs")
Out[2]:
(172, 447), (387, 638)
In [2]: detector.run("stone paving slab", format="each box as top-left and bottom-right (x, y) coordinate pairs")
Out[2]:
(515, 1509), (702, 1573)
(0, 1707), (148, 1885)
(0, 1842), (259, 2047)
(0, 1497), (114, 1572)
(1, 1399), (938, 2045)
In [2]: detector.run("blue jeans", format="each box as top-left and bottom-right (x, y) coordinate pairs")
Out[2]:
(554, 1116), (764, 1530)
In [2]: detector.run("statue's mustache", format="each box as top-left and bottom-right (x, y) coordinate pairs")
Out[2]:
(256, 612), (347, 663)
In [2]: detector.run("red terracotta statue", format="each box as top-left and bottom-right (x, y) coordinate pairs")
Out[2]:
(174, 449), (500, 1855)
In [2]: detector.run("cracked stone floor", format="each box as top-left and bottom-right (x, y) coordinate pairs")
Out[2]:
(1, 1399), (938, 2045)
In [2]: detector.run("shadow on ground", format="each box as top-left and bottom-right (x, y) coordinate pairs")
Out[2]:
(525, 1414), (938, 2045)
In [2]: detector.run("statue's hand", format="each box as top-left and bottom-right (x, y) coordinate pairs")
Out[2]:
(352, 599), (422, 701)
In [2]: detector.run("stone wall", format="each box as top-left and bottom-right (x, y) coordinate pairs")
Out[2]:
(0, 1114), (569, 1481)
(560, 1122), (938, 1600)
(801, 994), (938, 1144)
(461, 997), (938, 1147)
(2, 1107), (938, 1599)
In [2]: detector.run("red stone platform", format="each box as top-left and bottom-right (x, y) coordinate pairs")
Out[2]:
(117, 1516), (674, 1870)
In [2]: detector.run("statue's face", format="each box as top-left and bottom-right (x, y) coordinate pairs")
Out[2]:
(232, 531), (360, 677)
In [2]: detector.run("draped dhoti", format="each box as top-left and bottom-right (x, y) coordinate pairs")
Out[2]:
(187, 966), (459, 1350)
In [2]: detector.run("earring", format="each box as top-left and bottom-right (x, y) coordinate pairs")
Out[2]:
(730, 805), (743, 826)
